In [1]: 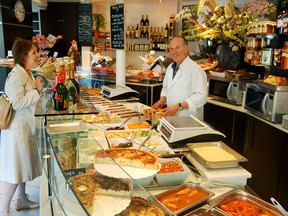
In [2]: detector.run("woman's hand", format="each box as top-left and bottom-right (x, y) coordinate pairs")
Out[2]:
(35, 76), (44, 92)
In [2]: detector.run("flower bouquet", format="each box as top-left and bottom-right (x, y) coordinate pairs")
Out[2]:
(175, 0), (276, 52)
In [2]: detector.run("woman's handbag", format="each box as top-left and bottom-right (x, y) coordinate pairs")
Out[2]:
(0, 93), (13, 129)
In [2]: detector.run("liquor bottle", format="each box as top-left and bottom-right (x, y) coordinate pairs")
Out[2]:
(131, 25), (135, 38)
(135, 24), (139, 38)
(140, 27), (145, 38)
(144, 15), (149, 26)
(65, 79), (77, 107)
(169, 15), (175, 38)
(67, 62), (80, 103)
(53, 66), (69, 111)
(140, 15), (145, 26)
(277, 0), (288, 35)
(126, 26), (130, 38)
(164, 23), (169, 38)
(144, 27), (149, 38)
(281, 41), (288, 69)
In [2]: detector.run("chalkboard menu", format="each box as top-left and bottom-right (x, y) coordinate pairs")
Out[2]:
(110, 4), (125, 49)
(78, 4), (92, 46)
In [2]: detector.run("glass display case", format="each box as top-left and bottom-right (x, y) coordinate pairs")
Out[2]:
(35, 89), (194, 216)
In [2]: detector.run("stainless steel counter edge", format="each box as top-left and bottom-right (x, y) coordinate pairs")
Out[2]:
(207, 98), (288, 134)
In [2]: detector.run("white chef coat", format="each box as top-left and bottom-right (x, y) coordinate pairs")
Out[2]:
(0, 64), (42, 184)
(160, 56), (208, 120)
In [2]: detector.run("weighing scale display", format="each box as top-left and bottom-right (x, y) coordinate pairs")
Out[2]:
(101, 84), (139, 99)
(160, 115), (225, 146)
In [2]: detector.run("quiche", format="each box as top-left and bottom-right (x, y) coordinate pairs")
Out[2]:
(115, 197), (165, 216)
(69, 173), (132, 212)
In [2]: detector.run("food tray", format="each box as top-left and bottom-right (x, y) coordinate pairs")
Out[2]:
(46, 121), (87, 135)
(257, 80), (288, 91)
(209, 71), (227, 78)
(186, 142), (247, 169)
(155, 158), (190, 186)
(226, 71), (257, 80)
(152, 182), (214, 215)
(214, 190), (282, 216)
(185, 204), (226, 216)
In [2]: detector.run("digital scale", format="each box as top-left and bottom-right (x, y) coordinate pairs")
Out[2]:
(101, 84), (139, 100)
(159, 115), (226, 148)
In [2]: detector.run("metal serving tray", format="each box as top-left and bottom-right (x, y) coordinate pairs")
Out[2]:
(214, 190), (283, 216)
(152, 182), (214, 215)
(257, 80), (288, 91)
(186, 142), (247, 169)
(46, 121), (87, 135)
(185, 204), (226, 216)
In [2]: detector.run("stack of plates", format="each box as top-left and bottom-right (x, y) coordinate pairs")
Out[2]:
(282, 115), (288, 129)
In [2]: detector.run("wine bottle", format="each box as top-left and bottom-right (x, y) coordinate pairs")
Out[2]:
(65, 80), (77, 107)
(140, 15), (145, 26)
(126, 25), (130, 38)
(53, 66), (69, 111)
(135, 24), (139, 38)
(164, 23), (169, 38)
(140, 27), (145, 38)
(131, 25), (135, 38)
(144, 27), (149, 38)
(144, 15), (149, 26)
(67, 62), (80, 103)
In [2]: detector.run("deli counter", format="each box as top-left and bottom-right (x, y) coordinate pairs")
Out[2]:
(34, 87), (285, 216)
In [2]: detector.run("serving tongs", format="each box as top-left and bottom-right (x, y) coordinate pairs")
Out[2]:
(138, 123), (158, 150)
(134, 105), (145, 123)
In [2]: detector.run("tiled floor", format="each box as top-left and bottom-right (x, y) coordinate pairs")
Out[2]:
(0, 177), (40, 216)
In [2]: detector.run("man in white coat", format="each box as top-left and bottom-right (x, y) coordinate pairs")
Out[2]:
(153, 37), (208, 120)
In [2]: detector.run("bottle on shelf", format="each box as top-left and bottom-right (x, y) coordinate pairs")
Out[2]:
(53, 65), (69, 111)
(169, 15), (175, 38)
(281, 41), (288, 69)
(131, 25), (135, 38)
(126, 26), (130, 38)
(144, 15), (149, 26)
(140, 15), (145, 26)
(144, 27), (149, 38)
(140, 26), (145, 38)
(161, 27), (164, 38)
(135, 24), (139, 38)
(277, 0), (288, 35)
(164, 23), (169, 38)
(150, 26), (154, 40)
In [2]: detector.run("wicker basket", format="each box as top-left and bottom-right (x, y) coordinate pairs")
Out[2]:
(32, 63), (55, 80)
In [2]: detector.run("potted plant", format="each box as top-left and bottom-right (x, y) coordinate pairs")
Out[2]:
(92, 13), (107, 38)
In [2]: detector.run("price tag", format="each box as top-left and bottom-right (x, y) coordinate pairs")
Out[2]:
(64, 168), (86, 180)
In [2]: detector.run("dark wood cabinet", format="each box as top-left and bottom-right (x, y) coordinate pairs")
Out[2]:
(204, 103), (246, 154)
(126, 83), (162, 107)
(241, 116), (285, 204)
(277, 133), (288, 209)
(205, 102), (288, 208)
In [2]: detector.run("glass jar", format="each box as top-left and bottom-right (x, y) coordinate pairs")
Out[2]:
(260, 38), (267, 49)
